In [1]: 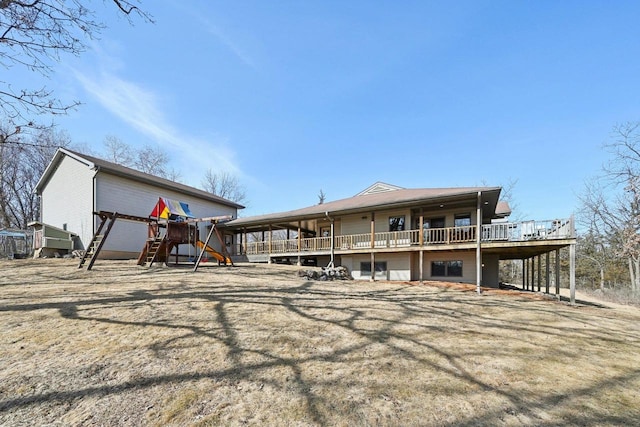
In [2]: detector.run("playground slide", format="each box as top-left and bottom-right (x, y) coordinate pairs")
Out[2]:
(195, 240), (232, 264)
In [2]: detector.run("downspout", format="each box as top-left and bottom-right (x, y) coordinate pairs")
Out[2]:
(92, 165), (99, 249)
(325, 211), (334, 268)
(476, 191), (482, 295)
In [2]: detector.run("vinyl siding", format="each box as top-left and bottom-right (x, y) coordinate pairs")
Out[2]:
(423, 251), (477, 284)
(340, 208), (412, 235)
(342, 253), (411, 281)
(95, 172), (237, 254)
(40, 155), (95, 249)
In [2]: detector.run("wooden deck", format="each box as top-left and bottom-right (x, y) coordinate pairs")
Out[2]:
(237, 218), (574, 257)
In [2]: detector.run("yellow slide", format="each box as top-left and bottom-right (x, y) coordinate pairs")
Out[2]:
(195, 240), (232, 264)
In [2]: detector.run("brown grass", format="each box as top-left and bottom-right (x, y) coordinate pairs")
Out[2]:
(1, 259), (639, 426)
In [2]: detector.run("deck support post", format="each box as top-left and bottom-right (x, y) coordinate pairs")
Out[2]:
(476, 191), (482, 294)
(570, 243), (576, 305)
(545, 251), (550, 294)
(419, 211), (424, 283)
(370, 252), (375, 282)
(242, 228), (247, 256)
(370, 212), (375, 249)
(268, 225), (272, 264)
(522, 258), (526, 290)
(297, 222), (301, 266)
(555, 248), (561, 296)
(326, 212), (335, 268)
(537, 254), (541, 292)
(370, 212), (376, 281)
(530, 257), (535, 291)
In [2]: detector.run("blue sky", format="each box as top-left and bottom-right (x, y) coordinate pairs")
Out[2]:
(16, 0), (640, 220)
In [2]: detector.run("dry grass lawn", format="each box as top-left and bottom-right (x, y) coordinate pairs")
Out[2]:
(1, 259), (639, 426)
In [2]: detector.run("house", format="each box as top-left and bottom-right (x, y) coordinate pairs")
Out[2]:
(222, 182), (576, 289)
(34, 148), (244, 259)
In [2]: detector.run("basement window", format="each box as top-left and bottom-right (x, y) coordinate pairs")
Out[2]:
(431, 260), (463, 277)
(361, 261), (387, 275)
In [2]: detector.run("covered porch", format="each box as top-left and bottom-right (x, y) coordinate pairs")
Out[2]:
(231, 218), (575, 258)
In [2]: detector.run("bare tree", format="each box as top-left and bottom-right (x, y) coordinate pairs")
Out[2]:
(134, 144), (168, 175)
(0, 1), (151, 128)
(100, 138), (181, 181)
(201, 169), (246, 204)
(0, 125), (69, 228)
(103, 134), (134, 166)
(318, 189), (326, 204)
(579, 121), (640, 293)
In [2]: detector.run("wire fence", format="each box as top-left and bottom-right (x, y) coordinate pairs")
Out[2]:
(0, 229), (33, 259)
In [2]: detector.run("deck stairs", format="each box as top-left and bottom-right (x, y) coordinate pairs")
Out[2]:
(78, 212), (119, 270)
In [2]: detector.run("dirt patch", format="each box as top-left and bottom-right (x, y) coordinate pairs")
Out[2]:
(1, 259), (639, 426)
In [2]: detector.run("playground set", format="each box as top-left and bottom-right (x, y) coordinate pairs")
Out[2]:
(78, 197), (233, 271)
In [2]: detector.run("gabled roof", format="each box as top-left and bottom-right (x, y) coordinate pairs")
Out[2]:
(226, 184), (503, 229)
(356, 182), (404, 196)
(35, 148), (244, 209)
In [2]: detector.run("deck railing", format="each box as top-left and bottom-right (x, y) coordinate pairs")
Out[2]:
(482, 218), (574, 242)
(240, 218), (574, 255)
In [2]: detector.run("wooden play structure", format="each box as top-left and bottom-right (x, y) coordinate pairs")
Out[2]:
(78, 197), (233, 271)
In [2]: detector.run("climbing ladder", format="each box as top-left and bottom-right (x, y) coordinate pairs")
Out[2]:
(144, 234), (166, 267)
(78, 212), (119, 270)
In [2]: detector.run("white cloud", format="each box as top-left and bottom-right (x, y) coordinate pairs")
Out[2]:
(199, 18), (256, 68)
(172, 2), (256, 68)
(73, 67), (242, 181)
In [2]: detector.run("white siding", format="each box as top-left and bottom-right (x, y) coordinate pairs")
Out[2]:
(40, 156), (94, 249)
(422, 251), (477, 284)
(95, 172), (237, 254)
(346, 253), (411, 281)
(423, 208), (478, 228)
(340, 214), (370, 235)
(340, 208), (412, 235)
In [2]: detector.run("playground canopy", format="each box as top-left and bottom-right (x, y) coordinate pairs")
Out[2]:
(150, 197), (195, 220)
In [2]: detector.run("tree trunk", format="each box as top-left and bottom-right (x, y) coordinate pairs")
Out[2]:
(635, 258), (640, 293)
(631, 257), (640, 293)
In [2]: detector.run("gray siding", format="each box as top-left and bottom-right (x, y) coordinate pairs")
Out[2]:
(95, 172), (237, 254)
(342, 253), (411, 281)
(40, 155), (95, 248)
(423, 251), (477, 284)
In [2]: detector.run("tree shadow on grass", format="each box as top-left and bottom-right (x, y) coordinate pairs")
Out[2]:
(1, 275), (639, 425)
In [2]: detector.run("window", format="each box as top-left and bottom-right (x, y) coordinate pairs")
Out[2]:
(389, 216), (405, 231)
(431, 260), (463, 277)
(426, 217), (445, 229)
(431, 261), (446, 276)
(361, 261), (387, 275)
(454, 214), (471, 227)
(424, 217), (446, 242)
